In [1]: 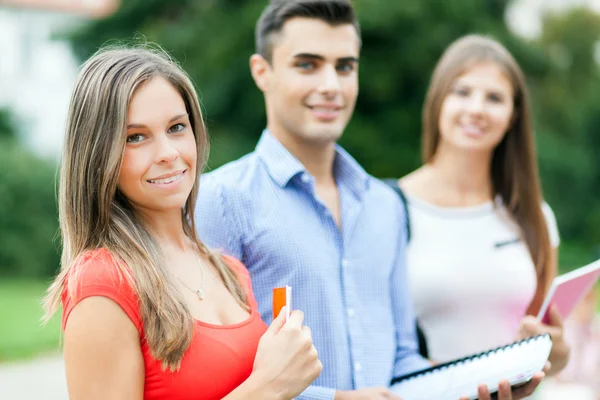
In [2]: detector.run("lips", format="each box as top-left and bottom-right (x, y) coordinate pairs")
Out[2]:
(460, 123), (485, 136)
(308, 104), (342, 121)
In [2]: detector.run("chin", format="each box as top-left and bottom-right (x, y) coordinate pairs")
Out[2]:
(457, 143), (497, 154)
(304, 124), (344, 144)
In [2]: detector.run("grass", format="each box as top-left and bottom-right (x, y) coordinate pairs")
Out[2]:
(0, 279), (61, 362)
(0, 259), (598, 364)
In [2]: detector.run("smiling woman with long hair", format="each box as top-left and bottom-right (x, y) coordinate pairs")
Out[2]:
(386, 35), (570, 387)
(43, 45), (321, 400)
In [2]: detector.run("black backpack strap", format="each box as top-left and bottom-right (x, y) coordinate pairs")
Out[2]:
(383, 178), (411, 242)
(382, 178), (428, 359)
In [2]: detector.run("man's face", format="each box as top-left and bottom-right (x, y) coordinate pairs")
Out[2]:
(256, 17), (359, 147)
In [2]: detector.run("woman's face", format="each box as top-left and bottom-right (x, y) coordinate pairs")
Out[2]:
(438, 62), (515, 154)
(118, 77), (197, 215)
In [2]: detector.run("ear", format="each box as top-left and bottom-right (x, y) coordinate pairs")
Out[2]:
(250, 54), (270, 93)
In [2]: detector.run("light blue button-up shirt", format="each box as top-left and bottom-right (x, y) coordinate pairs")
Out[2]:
(195, 131), (429, 399)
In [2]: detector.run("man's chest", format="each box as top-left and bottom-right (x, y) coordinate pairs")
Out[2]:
(241, 192), (400, 289)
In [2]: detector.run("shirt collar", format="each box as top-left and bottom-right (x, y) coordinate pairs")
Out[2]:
(256, 129), (370, 196)
(255, 129), (306, 187)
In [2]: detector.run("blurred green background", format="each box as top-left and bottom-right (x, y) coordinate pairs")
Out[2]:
(1, 0), (599, 361)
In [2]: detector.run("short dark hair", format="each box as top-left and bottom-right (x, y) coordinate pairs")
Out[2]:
(255, 0), (361, 62)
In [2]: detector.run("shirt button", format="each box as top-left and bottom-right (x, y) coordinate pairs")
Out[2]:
(354, 362), (362, 372)
(301, 173), (310, 183)
(341, 259), (348, 268)
(347, 308), (355, 317)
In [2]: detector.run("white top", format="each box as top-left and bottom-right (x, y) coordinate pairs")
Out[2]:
(406, 195), (560, 362)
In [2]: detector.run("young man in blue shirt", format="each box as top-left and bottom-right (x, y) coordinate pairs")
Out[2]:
(195, 1), (544, 399)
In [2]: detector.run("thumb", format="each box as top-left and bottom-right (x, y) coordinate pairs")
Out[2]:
(264, 306), (287, 338)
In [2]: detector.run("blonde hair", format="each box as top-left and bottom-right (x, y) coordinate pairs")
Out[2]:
(422, 35), (553, 314)
(43, 45), (248, 371)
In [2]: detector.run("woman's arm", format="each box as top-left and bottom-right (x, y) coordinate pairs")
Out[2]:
(63, 296), (144, 400)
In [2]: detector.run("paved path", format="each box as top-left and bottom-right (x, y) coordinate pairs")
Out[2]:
(0, 354), (67, 399)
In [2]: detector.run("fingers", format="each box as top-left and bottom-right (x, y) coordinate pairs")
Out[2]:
(496, 380), (512, 400)
(518, 316), (544, 338)
(264, 306), (288, 337)
(478, 373), (545, 400)
(284, 309), (305, 330)
(385, 387), (402, 400)
(477, 384), (492, 400)
(512, 373), (544, 398)
(302, 324), (312, 339)
(378, 387), (402, 399)
(543, 361), (551, 374)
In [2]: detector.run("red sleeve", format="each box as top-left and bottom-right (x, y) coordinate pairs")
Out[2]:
(61, 248), (142, 334)
(222, 255), (259, 311)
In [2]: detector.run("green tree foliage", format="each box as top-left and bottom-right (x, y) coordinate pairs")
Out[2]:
(67, 0), (547, 173)
(0, 109), (15, 139)
(64, 0), (599, 265)
(532, 8), (600, 251)
(0, 111), (60, 277)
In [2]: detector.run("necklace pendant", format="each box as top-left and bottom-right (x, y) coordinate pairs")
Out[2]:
(196, 289), (204, 300)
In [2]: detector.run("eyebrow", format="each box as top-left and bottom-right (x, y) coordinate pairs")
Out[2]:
(293, 53), (359, 63)
(127, 113), (188, 129)
(453, 82), (508, 94)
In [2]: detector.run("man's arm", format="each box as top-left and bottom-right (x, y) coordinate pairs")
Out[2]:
(389, 214), (431, 383)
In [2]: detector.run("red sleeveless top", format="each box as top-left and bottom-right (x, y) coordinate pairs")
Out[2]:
(62, 248), (268, 399)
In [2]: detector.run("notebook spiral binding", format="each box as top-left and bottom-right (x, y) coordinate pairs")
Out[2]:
(390, 333), (552, 385)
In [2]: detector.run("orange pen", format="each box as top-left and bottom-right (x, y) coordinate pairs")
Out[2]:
(272, 285), (292, 321)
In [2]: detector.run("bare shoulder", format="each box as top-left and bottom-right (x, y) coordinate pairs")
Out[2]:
(398, 166), (433, 197)
(64, 296), (144, 399)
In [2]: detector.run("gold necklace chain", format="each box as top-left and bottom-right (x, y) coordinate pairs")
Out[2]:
(175, 251), (205, 300)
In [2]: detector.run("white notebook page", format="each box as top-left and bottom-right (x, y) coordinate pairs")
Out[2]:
(391, 334), (552, 400)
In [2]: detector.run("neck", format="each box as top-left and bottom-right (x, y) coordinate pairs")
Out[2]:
(138, 208), (189, 252)
(429, 143), (494, 200)
(268, 127), (337, 186)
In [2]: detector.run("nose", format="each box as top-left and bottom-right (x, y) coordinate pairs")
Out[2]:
(155, 134), (179, 164)
(466, 92), (485, 115)
(317, 64), (341, 96)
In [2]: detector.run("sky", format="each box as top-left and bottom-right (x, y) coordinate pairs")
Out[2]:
(1, 0), (600, 159)
(508, 0), (600, 38)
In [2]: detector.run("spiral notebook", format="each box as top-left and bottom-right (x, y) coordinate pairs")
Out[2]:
(391, 334), (552, 400)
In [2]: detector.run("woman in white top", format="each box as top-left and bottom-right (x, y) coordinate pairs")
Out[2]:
(391, 35), (570, 377)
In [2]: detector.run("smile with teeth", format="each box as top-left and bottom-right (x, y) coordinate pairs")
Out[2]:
(309, 106), (340, 111)
(461, 123), (485, 135)
(147, 170), (185, 185)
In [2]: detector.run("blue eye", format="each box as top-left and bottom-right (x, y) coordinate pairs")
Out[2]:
(126, 133), (145, 143)
(336, 63), (354, 73)
(296, 61), (315, 70)
(168, 123), (185, 133)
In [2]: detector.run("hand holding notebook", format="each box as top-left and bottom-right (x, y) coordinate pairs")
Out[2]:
(514, 258), (600, 375)
(391, 334), (552, 400)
